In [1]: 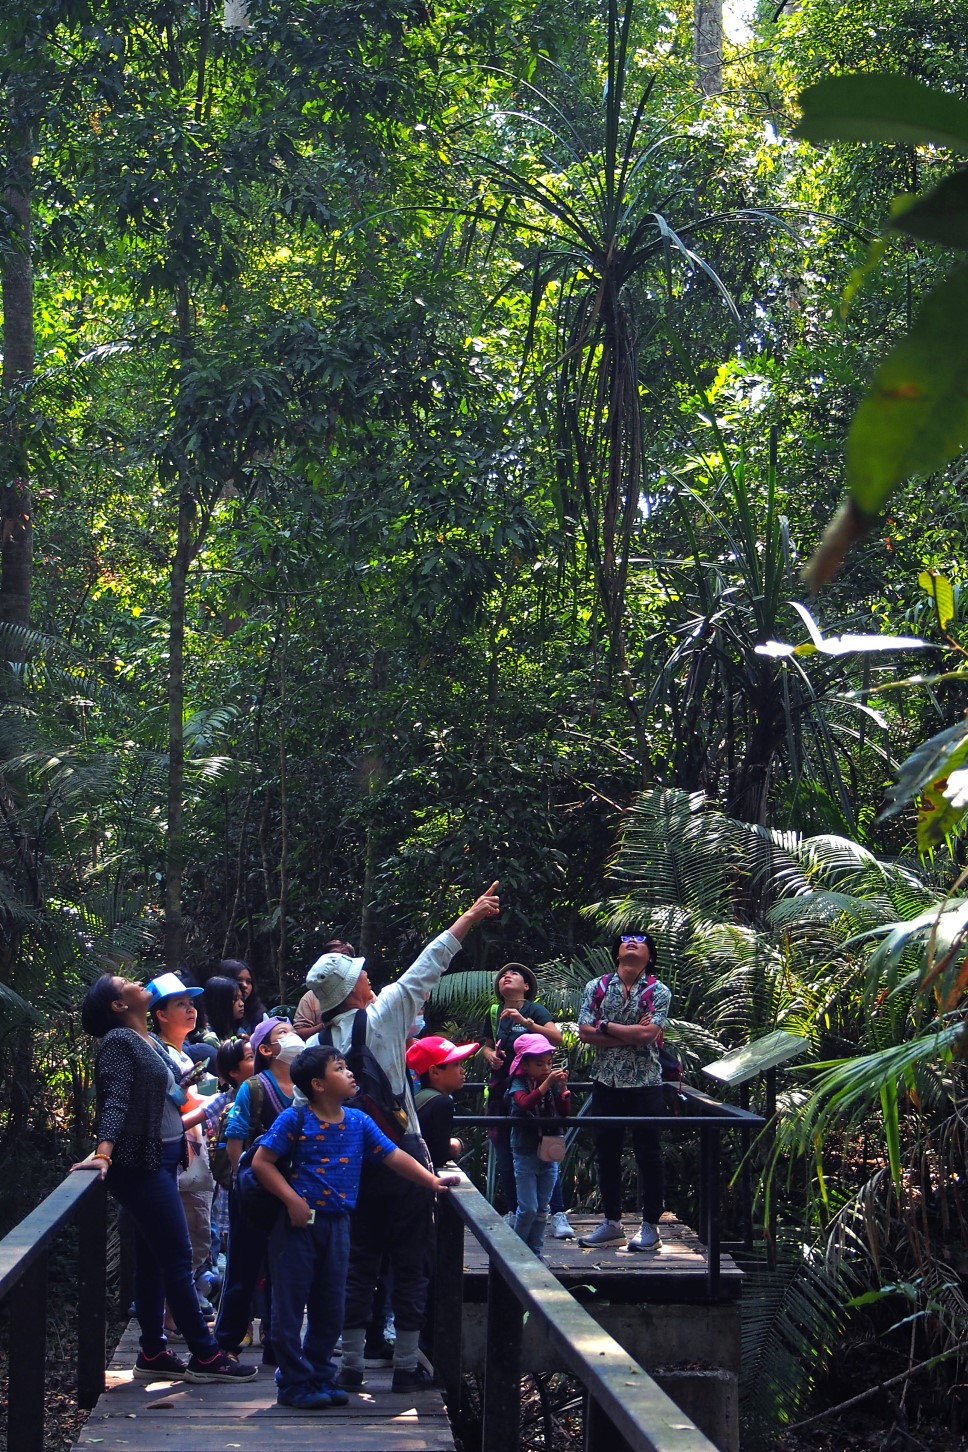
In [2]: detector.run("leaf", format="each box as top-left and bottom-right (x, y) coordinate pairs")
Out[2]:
(795, 75), (968, 155)
(890, 172), (968, 250)
(918, 571), (956, 630)
(881, 719), (968, 818)
(756, 602), (927, 658)
(916, 775), (967, 854)
(846, 265), (968, 517)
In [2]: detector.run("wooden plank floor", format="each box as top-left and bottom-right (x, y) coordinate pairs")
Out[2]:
(73, 1214), (737, 1452)
(461, 1212), (744, 1302)
(73, 1323), (454, 1452)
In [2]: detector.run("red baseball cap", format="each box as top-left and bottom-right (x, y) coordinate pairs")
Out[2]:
(406, 1035), (479, 1077)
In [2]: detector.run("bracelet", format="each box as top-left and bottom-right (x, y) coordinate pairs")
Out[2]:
(92, 1152), (112, 1165)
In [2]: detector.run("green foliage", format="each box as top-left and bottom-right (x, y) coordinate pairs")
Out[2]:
(793, 75), (968, 586)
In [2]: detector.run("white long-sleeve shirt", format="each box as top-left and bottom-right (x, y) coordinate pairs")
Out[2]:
(308, 930), (461, 1135)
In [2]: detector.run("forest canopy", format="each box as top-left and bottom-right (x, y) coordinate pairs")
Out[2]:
(3, 0), (968, 1434)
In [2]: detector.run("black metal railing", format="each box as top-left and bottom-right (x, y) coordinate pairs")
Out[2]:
(455, 1082), (764, 1301)
(433, 1174), (720, 1452)
(0, 1170), (108, 1452)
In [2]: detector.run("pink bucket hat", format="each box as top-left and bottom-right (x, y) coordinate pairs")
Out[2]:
(508, 1032), (556, 1079)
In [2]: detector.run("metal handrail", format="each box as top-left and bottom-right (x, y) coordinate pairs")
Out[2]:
(453, 1082), (765, 1299)
(433, 1174), (719, 1452)
(0, 1169), (108, 1452)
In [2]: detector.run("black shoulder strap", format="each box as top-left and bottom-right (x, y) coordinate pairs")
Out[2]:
(351, 1008), (368, 1051)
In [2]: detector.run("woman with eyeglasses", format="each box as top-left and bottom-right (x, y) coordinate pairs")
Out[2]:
(576, 932), (671, 1253)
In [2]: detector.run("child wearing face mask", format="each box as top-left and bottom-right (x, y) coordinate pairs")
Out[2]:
(213, 1018), (304, 1361)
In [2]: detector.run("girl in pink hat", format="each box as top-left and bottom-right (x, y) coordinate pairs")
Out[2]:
(507, 1034), (571, 1257)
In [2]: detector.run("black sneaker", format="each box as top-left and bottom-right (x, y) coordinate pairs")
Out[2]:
(185, 1351), (258, 1383)
(390, 1364), (434, 1393)
(134, 1347), (188, 1380)
(337, 1366), (366, 1390)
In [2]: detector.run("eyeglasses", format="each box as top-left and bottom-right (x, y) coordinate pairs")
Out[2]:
(620, 935), (649, 944)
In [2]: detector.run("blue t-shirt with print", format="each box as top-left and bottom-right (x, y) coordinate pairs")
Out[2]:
(259, 1104), (395, 1215)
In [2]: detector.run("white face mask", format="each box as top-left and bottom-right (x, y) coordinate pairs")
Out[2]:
(274, 1033), (304, 1065)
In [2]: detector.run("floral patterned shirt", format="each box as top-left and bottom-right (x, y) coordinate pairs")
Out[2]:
(578, 971), (672, 1089)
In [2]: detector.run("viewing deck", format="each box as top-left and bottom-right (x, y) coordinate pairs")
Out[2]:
(69, 1212), (740, 1452)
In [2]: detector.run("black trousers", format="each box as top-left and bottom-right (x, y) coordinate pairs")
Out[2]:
(590, 1082), (665, 1224)
(343, 1143), (434, 1335)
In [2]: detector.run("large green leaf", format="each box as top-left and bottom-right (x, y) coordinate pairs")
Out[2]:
(890, 172), (968, 250)
(795, 75), (968, 154)
(881, 718), (968, 818)
(846, 264), (968, 516)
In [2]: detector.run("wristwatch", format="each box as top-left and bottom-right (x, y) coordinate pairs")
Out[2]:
(599, 1019), (611, 1036)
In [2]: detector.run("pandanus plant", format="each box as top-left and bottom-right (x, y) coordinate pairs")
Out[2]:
(462, 0), (781, 771)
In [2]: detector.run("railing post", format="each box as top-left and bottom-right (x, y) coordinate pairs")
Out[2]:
(700, 1124), (721, 1302)
(433, 1193), (464, 1412)
(585, 1390), (630, 1452)
(481, 1264), (522, 1450)
(77, 1177), (107, 1408)
(8, 1255), (49, 1452)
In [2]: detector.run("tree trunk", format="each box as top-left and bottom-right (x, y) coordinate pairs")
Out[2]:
(359, 648), (388, 963)
(165, 489), (194, 969)
(694, 0), (723, 97)
(0, 105), (35, 632)
(274, 610), (290, 1005)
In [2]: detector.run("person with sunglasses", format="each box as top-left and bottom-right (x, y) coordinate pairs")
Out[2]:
(576, 933), (671, 1252)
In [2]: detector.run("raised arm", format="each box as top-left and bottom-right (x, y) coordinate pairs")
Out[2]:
(446, 881), (500, 943)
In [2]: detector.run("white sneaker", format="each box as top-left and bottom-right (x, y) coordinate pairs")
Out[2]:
(578, 1219), (624, 1247)
(550, 1211), (576, 1239)
(627, 1221), (660, 1251)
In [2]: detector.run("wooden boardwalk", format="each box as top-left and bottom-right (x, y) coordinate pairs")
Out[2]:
(72, 1214), (737, 1452)
(464, 1212), (743, 1302)
(74, 1323), (453, 1452)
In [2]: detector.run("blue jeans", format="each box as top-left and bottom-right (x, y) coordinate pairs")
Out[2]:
(268, 1211), (350, 1394)
(109, 1141), (218, 1357)
(214, 1181), (273, 1353)
(511, 1148), (556, 1254)
(492, 1127), (565, 1215)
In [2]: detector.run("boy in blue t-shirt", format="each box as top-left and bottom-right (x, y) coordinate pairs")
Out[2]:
(253, 1045), (456, 1409)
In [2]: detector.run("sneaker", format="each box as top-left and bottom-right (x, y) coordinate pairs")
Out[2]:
(185, 1351), (258, 1383)
(578, 1219), (625, 1247)
(134, 1347), (188, 1380)
(315, 1382), (349, 1406)
(391, 1364), (434, 1393)
(364, 1337), (395, 1368)
(277, 1386), (333, 1409)
(627, 1221), (661, 1251)
(337, 1367), (366, 1390)
(550, 1211), (576, 1240)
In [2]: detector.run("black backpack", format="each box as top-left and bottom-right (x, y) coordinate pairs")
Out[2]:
(319, 1009), (409, 1145)
(235, 1104), (308, 1233)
